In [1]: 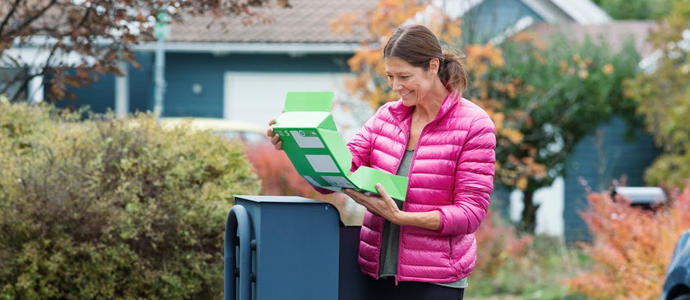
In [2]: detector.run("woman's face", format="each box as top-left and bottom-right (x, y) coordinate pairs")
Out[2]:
(385, 57), (438, 107)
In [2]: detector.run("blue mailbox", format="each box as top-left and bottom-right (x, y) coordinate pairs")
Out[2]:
(225, 195), (369, 300)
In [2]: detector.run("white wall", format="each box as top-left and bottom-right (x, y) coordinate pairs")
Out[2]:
(224, 72), (344, 127)
(510, 176), (565, 236)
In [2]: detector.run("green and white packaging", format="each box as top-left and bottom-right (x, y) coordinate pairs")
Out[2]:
(271, 92), (408, 201)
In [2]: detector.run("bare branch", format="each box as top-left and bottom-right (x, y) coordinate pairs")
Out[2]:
(3, 0), (59, 39)
(2, 0), (291, 102)
(9, 74), (31, 102)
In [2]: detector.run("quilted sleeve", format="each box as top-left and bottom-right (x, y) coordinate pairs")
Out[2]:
(435, 115), (496, 235)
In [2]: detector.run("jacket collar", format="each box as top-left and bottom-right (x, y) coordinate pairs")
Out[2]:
(388, 90), (460, 125)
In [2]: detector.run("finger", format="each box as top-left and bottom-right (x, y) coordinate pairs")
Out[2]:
(266, 127), (274, 138)
(268, 118), (276, 126)
(375, 183), (393, 201)
(271, 133), (280, 144)
(274, 141), (282, 150)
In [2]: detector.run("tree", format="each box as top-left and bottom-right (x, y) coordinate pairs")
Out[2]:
(624, 0), (690, 188)
(591, 0), (673, 20)
(478, 33), (642, 232)
(0, 0), (290, 102)
(329, 0), (460, 108)
(332, 0), (642, 233)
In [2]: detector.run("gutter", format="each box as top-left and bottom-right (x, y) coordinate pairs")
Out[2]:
(135, 41), (362, 54)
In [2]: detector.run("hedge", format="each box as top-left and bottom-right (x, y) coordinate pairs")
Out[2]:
(0, 101), (260, 299)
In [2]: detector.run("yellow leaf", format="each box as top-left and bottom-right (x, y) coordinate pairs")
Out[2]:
(579, 69), (589, 79)
(603, 63), (614, 75)
(517, 177), (528, 190)
(500, 128), (523, 144)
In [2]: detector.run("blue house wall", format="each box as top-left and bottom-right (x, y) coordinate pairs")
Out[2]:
(163, 53), (351, 117)
(57, 52), (154, 114)
(463, 0), (542, 44)
(563, 117), (660, 243)
(58, 52), (351, 118)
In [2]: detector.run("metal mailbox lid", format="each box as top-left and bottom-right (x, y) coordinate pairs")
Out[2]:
(234, 195), (325, 204)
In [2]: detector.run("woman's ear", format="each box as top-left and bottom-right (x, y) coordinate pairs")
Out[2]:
(429, 58), (440, 77)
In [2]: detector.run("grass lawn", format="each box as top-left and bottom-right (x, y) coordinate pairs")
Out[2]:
(465, 235), (592, 300)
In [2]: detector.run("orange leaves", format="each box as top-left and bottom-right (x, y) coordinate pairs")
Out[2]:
(331, 0), (427, 43)
(328, 12), (363, 35)
(332, 0), (451, 108)
(509, 31), (546, 50)
(429, 15), (462, 45)
(330, 0), (426, 108)
(567, 190), (690, 300)
(465, 43), (505, 76)
(346, 48), (382, 73)
(500, 128), (522, 144)
(497, 152), (547, 191)
(490, 81), (518, 99)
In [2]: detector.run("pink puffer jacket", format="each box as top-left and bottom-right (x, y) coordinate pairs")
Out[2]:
(347, 92), (496, 283)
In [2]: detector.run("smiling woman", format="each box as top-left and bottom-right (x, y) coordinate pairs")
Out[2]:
(266, 24), (496, 300)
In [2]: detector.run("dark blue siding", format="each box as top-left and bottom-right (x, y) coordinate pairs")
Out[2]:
(55, 53), (153, 114)
(53, 52), (349, 117)
(129, 53), (155, 113)
(563, 117), (660, 243)
(163, 53), (351, 117)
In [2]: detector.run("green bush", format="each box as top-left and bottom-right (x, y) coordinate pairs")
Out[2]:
(0, 101), (260, 299)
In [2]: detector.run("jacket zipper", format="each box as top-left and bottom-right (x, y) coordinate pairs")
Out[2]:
(396, 118), (435, 285)
(391, 92), (456, 284)
(390, 125), (407, 285)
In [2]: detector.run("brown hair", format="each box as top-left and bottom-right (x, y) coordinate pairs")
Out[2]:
(383, 24), (468, 94)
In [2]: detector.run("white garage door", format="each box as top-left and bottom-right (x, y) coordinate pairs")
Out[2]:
(224, 72), (347, 128)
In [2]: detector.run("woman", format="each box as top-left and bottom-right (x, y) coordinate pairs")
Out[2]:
(268, 24), (495, 300)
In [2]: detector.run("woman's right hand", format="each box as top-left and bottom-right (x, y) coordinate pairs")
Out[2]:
(267, 118), (283, 150)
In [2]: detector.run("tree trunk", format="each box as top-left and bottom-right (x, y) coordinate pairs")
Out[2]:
(520, 190), (540, 234)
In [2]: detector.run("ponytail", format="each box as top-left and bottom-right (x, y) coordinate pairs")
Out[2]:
(439, 51), (469, 94)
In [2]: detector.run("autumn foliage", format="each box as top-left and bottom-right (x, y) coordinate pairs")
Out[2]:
(624, 0), (690, 188)
(567, 189), (690, 300)
(330, 0), (461, 108)
(474, 211), (534, 277)
(0, 0), (291, 101)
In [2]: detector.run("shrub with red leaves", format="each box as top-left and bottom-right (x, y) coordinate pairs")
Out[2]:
(567, 188), (690, 300)
(474, 210), (534, 277)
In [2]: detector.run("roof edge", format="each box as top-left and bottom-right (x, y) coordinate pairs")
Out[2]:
(135, 41), (361, 54)
(548, 0), (611, 24)
(520, 0), (566, 23)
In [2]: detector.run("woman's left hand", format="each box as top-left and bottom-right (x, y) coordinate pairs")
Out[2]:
(343, 183), (401, 224)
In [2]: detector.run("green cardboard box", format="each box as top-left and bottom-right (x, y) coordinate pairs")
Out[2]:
(271, 92), (408, 201)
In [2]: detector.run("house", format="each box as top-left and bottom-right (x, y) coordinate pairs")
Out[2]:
(10, 0), (659, 240)
(58, 0), (375, 133)
(443, 0), (611, 44)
